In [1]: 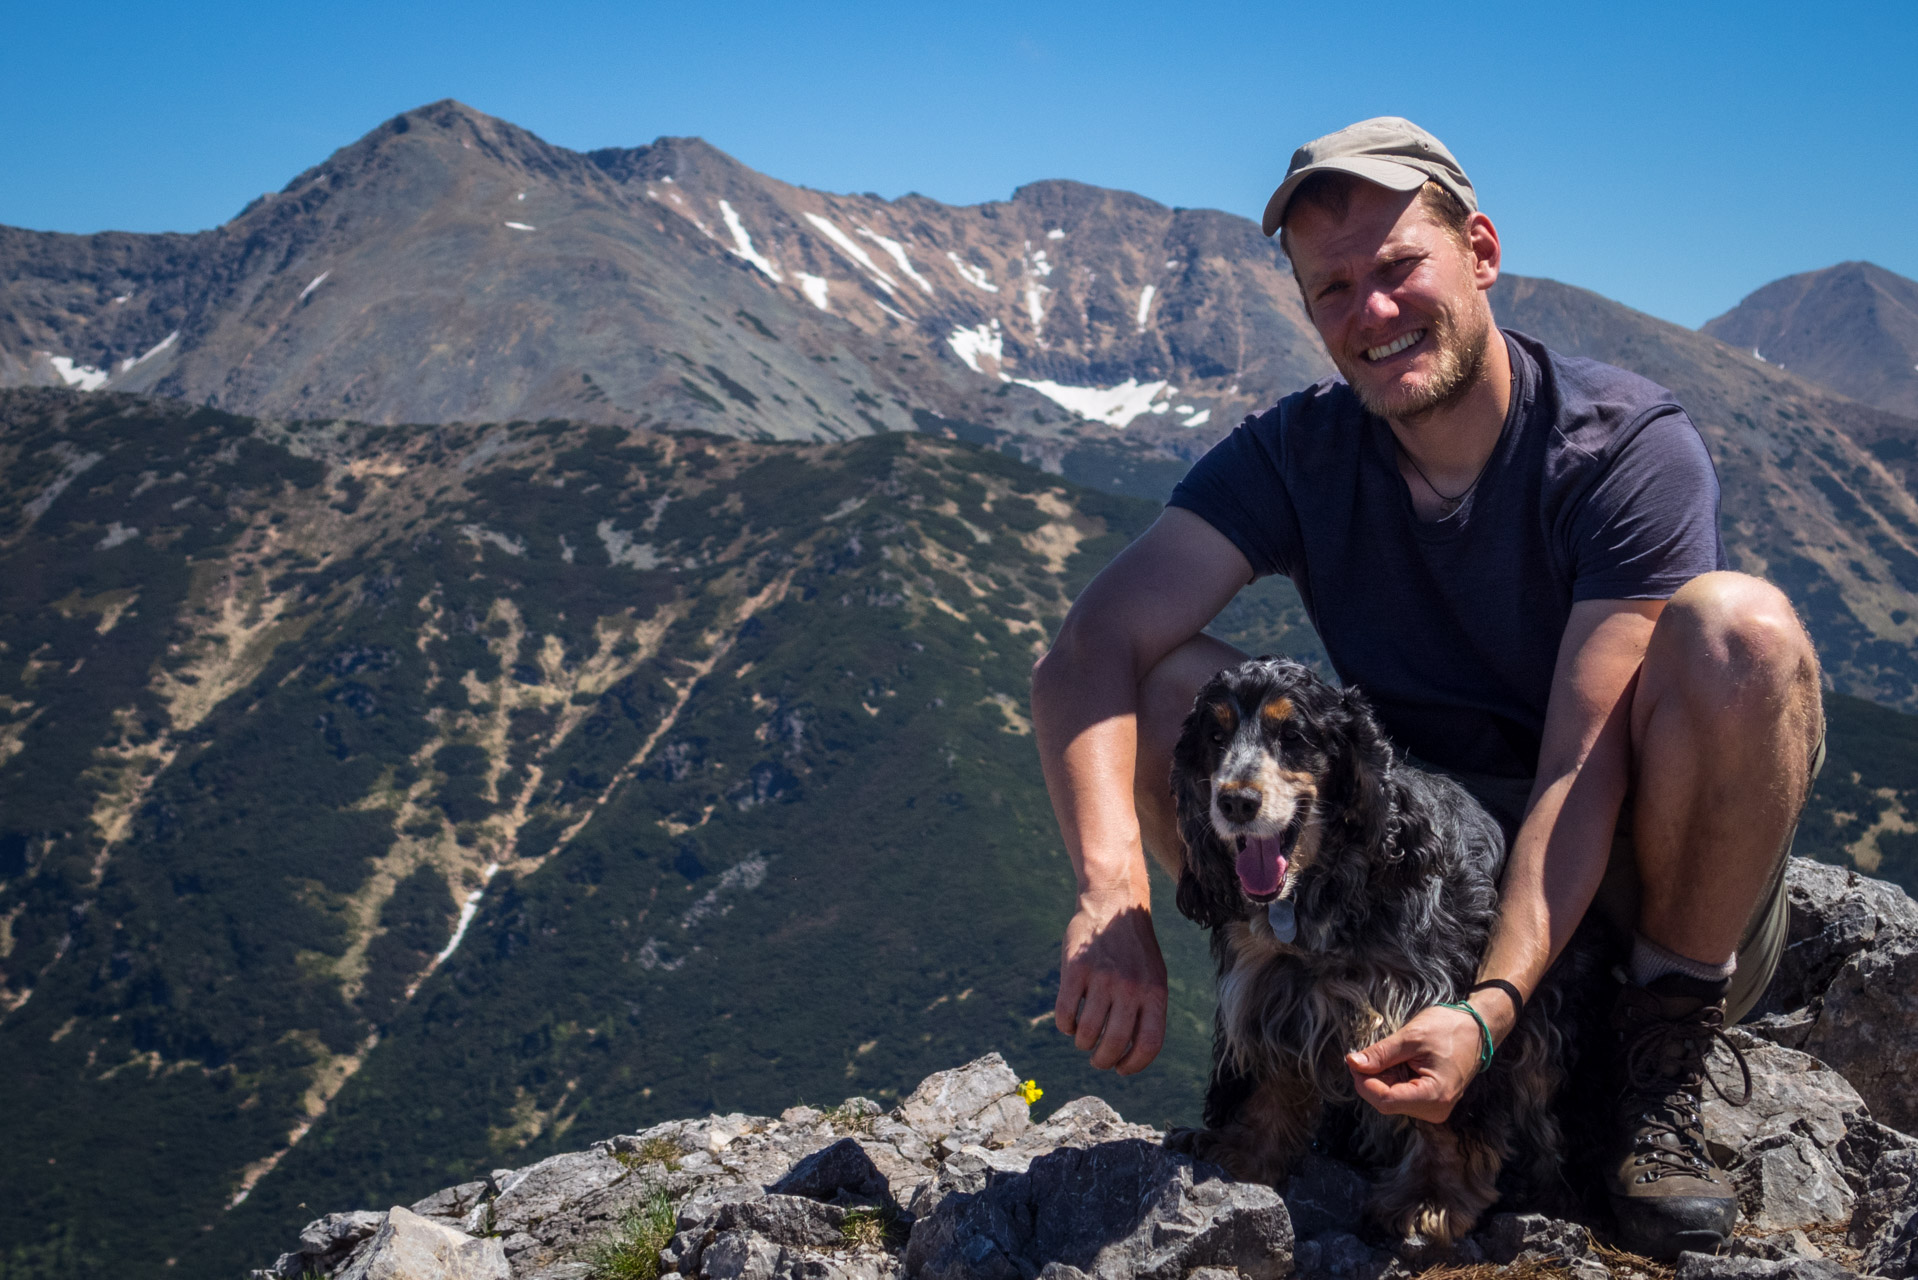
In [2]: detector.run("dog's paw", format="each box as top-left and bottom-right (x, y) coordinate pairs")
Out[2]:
(1162, 1126), (1206, 1156)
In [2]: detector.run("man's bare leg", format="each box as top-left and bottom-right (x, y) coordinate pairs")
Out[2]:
(1133, 635), (1252, 877)
(1629, 571), (1823, 963)
(1609, 570), (1823, 1257)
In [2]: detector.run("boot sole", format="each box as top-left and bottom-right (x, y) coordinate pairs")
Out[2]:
(1609, 1194), (1736, 1260)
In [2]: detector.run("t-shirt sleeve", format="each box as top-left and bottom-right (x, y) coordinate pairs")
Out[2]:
(1567, 408), (1727, 601)
(1165, 408), (1304, 580)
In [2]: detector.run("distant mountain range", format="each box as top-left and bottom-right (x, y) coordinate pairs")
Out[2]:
(1705, 261), (1918, 419)
(5, 100), (1918, 707)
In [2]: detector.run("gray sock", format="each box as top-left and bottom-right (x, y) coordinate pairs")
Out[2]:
(1630, 933), (1736, 986)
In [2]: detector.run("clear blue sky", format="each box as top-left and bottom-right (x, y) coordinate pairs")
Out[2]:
(3, 0), (1913, 329)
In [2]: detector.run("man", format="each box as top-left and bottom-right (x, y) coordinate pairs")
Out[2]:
(1029, 117), (1824, 1258)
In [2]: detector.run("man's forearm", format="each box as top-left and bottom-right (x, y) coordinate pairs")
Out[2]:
(1473, 753), (1627, 1041)
(1031, 631), (1151, 906)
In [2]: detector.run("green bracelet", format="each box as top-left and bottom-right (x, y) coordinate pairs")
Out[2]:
(1437, 1001), (1495, 1070)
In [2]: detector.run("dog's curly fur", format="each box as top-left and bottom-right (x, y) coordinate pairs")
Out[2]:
(1162, 657), (1580, 1244)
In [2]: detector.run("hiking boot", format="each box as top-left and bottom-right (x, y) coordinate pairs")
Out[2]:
(1605, 972), (1752, 1260)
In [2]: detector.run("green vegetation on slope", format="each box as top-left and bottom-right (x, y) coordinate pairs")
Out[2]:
(1, 387), (1914, 1280)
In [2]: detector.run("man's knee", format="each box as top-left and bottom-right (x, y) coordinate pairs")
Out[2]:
(1647, 572), (1820, 723)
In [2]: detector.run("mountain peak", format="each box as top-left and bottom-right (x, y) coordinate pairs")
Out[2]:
(1703, 260), (1918, 417)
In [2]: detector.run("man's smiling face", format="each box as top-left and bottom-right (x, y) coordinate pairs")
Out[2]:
(1285, 182), (1500, 422)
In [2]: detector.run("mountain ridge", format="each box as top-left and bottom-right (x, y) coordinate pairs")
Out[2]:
(1703, 260), (1918, 419)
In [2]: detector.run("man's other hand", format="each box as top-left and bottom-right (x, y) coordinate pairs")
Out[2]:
(1345, 1004), (1485, 1122)
(1055, 897), (1167, 1075)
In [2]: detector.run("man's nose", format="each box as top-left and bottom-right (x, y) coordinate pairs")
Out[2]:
(1360, 286), (1400, 329)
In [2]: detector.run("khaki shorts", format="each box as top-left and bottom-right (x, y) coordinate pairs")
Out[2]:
(1417, 736), (1825, 1024)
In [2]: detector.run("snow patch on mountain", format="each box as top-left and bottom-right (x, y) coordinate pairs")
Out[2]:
(298, 272), (330, 302)
(48, 357), (108, 392)
(947, 252), (998, 293)
(1136, 285), (1156, 332)
(795, 272), (830, 310)
(947, 322), (1005, 375)
(504, 221), (535, 231)
(803, 213), (897, 295)
(856, 227), (933, 295)
(116, 331), (179, 374)
(720, 200), (782, 282)
(1012, 377), (1171, 428)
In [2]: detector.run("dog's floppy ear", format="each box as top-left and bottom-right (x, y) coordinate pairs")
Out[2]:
(1331, 685), (1397, 855)
(1171, 691), (1243, 930)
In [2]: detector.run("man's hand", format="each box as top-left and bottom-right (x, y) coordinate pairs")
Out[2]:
(1345, 1004), (1486, 1122)
(1055, 892), (1167, 1075)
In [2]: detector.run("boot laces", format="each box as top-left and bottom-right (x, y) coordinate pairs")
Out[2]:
(1620, 1003), (1752, 1183)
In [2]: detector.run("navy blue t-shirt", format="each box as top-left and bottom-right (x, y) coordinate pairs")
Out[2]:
(1168, 330), (1726, 779)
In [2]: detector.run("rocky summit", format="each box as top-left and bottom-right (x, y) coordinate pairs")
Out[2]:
(256, 858), (1918, 1280)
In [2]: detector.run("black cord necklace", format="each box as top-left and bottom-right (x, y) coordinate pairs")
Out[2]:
(1397, 365), (1517, 515)
(1398, 443), (1488, 514)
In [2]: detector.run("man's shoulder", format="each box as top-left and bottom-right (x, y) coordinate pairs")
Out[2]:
(1245, 374), (1367, 444)
(1512, 330), (1683, 424)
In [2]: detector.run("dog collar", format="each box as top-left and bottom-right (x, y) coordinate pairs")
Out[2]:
(1268, 899), (1297, 944)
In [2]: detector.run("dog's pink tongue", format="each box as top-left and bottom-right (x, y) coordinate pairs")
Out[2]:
(1236, 836), (1288, 897)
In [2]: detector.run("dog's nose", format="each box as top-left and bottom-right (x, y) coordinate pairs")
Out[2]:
(1217, 785), (1262, 824)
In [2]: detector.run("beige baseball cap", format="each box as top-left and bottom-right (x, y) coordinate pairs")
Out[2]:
(1261, 117), (1477, 237)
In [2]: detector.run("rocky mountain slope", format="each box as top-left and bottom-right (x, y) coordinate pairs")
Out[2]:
(0, 99), (1324, 454)
(0, 387), (1300, 1279)
(1703, 263), (1918, 419)
(1, 387), (1915, 1280)
(6, 103), (1918, 713)
(252, 858), (1918, 1280)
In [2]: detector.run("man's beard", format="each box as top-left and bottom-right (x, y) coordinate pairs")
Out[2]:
(1341, 306), (1492, 421)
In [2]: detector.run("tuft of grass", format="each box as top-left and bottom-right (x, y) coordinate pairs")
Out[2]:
(821, 1102), (880, 1135)
(1588, 1238), (1676, 1280)
(586, 1191), (677, 1280)
(838, 1206), (902, 1251)
(614, 1136), (682, 1171)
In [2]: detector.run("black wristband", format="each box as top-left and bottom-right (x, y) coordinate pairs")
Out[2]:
(1469, 979), (1526, 1021)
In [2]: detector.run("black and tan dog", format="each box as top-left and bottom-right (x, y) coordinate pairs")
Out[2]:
(1163, 657), (1576, 1244)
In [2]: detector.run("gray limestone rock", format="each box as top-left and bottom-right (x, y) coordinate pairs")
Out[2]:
(1673, 1251), (1856, 1280)
(272, 1210), (388, 1277)
(1013, 1096), (1160, 1155)
(1479, 1212), (1593, 1265)
(1731, 1131), (1857, 1231)
(1834, 1112), (1918, 1192)
(1759, 860), (1918, 1018)
(411, 1180), (493, 1224)
(1281, 1154), (1371, 1240)
(1291, 1231), (1386, 1280)
(1851, 1149), (1918, 1278)
(892, 1053), (1026, 1144)
(771, 1139), (894, 1206)
(903, 1138), (1293, 1280)
(490, 1149), (632, 1238)
(700, 1229), (782, 1280)
(1801, 928), (1918, 1136)
(1704, 1033), (1866, 1159)
(1747, 861), (1918, 1135)
(1726, 1231), (1826, 1262)
(335, 1206), (510, 1280)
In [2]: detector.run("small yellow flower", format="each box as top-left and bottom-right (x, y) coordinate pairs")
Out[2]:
(1017, 1079), (1043, 1104)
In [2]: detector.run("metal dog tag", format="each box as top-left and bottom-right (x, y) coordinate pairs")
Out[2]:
(1268, 899), (1297, 943)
